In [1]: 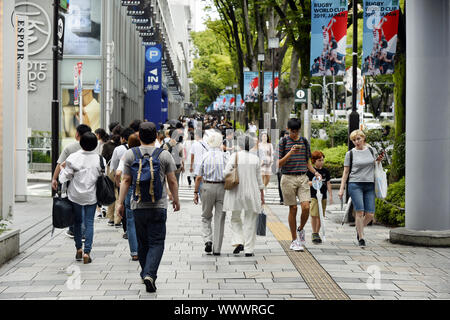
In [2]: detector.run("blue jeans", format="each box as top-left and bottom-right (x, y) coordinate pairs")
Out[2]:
(124, 189), (138, 256)
(348, 182), (376, 213)
(69, 207), (85, 236)
(133, 208), (167, 281)
(72, 202), (97, 253)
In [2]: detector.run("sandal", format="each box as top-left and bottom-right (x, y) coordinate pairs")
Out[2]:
(83, 253), (92, 264)
(75, 249), (83, 261)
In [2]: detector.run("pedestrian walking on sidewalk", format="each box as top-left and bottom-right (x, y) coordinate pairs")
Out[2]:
(277, 130), (289, 205)
(59, 132), (107, 264)
(307, 151), (333, 244)
(102, 125), (122, 227)
(51, 124), (92, 238)
(193, 131), (229, 256)
(259, 131), (274, 188)
(117, 122), (180, 293)
(223, 134), (265, 257)
(115, 133), (141, 261)
(190, 129), (209, 199)
(338, 130), (384, 247)
(278, 119), (322, 252)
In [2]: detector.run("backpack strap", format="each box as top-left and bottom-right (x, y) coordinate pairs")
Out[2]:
(99, 155), (105, 174)
(368, 146), (375, 160)
(132, 147), (144, 203)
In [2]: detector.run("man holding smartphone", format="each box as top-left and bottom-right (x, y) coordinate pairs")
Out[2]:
(278, 119), (322, 251)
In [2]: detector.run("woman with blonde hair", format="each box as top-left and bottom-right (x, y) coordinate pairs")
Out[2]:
(338, 130), (384, 247)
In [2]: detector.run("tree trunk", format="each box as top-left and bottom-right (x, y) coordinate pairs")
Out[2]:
(277, 49), (300, 130)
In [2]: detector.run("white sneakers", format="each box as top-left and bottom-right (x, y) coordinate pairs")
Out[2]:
(290, 239), (304, 252)
(297, 228), (306, 246)
(289, 228), (306, 252)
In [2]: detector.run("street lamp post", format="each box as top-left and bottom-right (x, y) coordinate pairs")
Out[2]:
(346, 0), (360, 224)
(268, 37), (279, 130)
(258, 53), (265, 130)
(233, 84), (238, 131)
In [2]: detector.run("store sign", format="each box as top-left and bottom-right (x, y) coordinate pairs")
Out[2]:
(57, 13), (65, 60)
(121, 0), (141, 5)
(144, 44), (163, 124)
(28, 62), (48, 92)
(132, 18), (149, 24)
(14, 2), (52, 56)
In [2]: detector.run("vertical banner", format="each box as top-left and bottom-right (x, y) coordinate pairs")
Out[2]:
(310, 0), (348, 76)
(144, 44), (162, 125)
(243, 71), (259, 102)
(15, 15), (28, 202)
(76, 62), (83, 124)
(362, 0), (399, 75)
(263, 72), (279, 102)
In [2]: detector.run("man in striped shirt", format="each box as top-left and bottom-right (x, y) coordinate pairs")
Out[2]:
(193, 130), (230, 256)
(278, 119), (322, 252)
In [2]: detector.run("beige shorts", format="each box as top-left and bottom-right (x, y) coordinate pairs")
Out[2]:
(280, 174), (311, 206)
(310, 198), (327, 217)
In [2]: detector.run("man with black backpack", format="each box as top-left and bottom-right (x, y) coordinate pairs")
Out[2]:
(278, 119), (322, 252)
(116, 122), (180, 293)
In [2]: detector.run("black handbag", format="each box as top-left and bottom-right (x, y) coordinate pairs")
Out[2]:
(256, 208), (267, 236)
(52, 183), (74, 233)
(96, 155), (116, 206)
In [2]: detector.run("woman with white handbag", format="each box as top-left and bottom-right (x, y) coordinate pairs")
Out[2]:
(338, 130), (385, 247)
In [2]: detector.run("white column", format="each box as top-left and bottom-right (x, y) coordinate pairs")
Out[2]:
(405, 0), (450, 230)
(2, 0), (16, 216)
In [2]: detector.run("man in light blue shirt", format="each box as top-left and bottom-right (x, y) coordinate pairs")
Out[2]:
(193, 130), (229, 256)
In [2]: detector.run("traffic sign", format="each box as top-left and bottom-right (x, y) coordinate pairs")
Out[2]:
(295, 89), (308, 103)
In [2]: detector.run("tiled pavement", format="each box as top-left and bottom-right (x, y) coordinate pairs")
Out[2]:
(1, 188), (450, 300)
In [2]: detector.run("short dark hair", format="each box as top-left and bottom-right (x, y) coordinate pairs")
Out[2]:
(129, 119), (142, 132)
(120, 127), (134, 142)
(287, 118), (301, 131)
(109, 121), (120, 133)
(139, 122), (157, 144)
(76, 124), (92, 137)
(112, 125), (123, 136)
(175, 122), (183, 129)
(95, 128), (109, 142)
(80, 132), (98, 152)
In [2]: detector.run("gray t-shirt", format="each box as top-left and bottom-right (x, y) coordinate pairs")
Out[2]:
(57, 142), (81, 164)
(344, 147), (377, 183)
(122, 146), (177, 210)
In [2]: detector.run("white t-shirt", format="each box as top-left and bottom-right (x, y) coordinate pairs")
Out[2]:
(190, 139), (209, 173)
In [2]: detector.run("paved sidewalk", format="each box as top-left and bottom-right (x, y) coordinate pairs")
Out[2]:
(1, 194), (450, 300)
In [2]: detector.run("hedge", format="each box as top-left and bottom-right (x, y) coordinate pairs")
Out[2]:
(375, 177), (405, 227)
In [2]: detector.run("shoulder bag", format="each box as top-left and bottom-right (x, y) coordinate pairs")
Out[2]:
(52, 182), (74, 235)
(96, 155), (116, 206)
(224, 151), (239, 190)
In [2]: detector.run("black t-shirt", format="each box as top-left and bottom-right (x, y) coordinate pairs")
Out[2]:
(307, 167), (331, 199)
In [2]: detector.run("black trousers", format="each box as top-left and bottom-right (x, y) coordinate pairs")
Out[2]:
(277, 172), (283, 203)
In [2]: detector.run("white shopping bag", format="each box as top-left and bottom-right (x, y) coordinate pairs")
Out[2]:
(312, 177), (326, 242)
(374, 162), (387, 199)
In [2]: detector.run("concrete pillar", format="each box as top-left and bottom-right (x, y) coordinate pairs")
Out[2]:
(405, 1), (450, 231)
(1, 0), (16, 218)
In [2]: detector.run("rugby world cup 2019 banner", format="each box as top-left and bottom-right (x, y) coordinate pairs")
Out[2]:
(310, 0), (348, 77)
(362, 0), (400, 75)
(243, 72), (259, 102)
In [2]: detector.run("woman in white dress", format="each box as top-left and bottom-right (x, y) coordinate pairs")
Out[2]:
(223, 134), (265, 257)
(258, 132), (274, 188)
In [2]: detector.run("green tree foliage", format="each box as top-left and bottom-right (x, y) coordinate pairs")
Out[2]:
(375, 177), (405, 227)
(190, 28), (234, 111)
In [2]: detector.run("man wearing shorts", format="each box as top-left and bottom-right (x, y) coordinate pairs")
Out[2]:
(278, 119), (322, 251)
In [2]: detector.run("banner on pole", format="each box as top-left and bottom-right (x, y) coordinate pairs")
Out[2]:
(144, 44), (163, 124)
(243, 71), (259, 102)
(362, 0), (400, 75)
(310, 0), (348, 77)
(263, 72), (279, 102)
